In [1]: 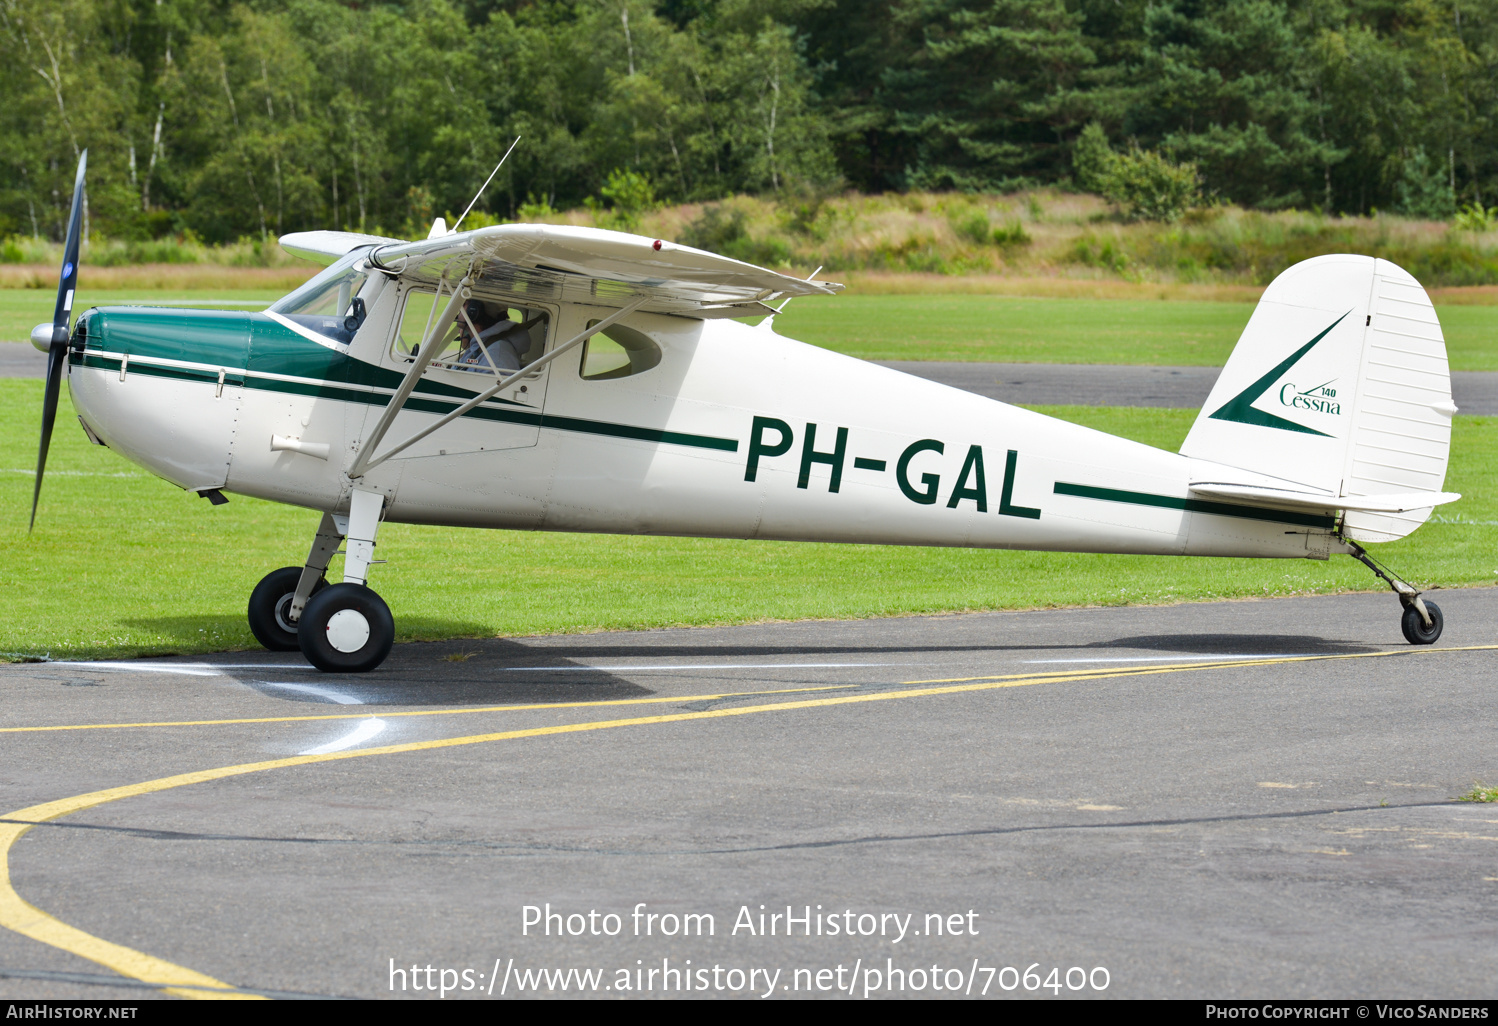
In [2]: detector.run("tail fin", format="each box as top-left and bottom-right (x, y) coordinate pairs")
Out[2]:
(1180, 255), (1456, 543)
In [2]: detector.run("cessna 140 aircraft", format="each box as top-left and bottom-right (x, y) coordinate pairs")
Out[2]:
(31, 154), (1460, 672)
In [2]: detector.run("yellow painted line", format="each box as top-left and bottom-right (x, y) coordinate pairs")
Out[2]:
(0, 683), (857, 734)
(900, 643), (1498, 685)
(2, 643), (1491, 999)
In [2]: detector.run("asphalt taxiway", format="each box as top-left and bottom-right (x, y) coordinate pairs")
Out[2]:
(1, 590), (1495, 1000)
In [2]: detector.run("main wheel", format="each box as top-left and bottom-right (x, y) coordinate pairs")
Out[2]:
(1401, 600), (1443, 645)
(297, 583), (394, 673)
(248, 567), (326, 651)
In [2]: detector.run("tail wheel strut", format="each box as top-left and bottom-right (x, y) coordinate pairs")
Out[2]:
(1347, 542), (1443, 645)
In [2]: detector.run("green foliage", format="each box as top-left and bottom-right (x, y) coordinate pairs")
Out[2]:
(678, 203), (792, 265)
(1456, 784), (1498, 803)
(1454, 204), (1498, 232)
(680, 204), (750, 252)
(517, 196), (559, 221)
(991, 222), (1030, 246)
(589, 169), (657, 232)
(952, 212), (992, 245)
(8, 0), (1498, 241)
(1072, 124), (1200, 222)
(1395, 148), (1457, 221)
(1107, 149), (1202, 223)
(1072, 123), (1114, 195)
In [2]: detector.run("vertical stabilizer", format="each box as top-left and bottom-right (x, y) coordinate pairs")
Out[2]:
(1180, 255), (1454, 543)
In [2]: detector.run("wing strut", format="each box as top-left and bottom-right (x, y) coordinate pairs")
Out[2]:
(347, 271), (473, 479)
(351, 296), (649, 477)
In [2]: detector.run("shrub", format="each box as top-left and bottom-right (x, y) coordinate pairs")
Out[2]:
(1395, 148), (1455, 220)
(952, 211), (991, 245)
(586, 169), (656, 233)
(1453, 203), (1497, 231)
(1073, 123), (1114, 195)
(517, 195), (558, 221)
(678, 204), (793, 266)
(991, 222), (1031, 246)
(679, 205), (749, 252)
(1108, 149), (1201, 223)
(1073, 122), (1200, 222)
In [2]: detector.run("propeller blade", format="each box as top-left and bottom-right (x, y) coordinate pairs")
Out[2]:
(31, 149), (87, 532)
(54, 150), (86, 331)
(30, 344), (65, 531)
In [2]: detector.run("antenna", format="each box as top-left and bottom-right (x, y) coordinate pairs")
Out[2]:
(451, 136), (522, 234)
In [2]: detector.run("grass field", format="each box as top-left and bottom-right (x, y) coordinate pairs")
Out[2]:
(3, 380), (1492, 661)
(6, 284), (1496, 370)
(771, 294), (1498, 370)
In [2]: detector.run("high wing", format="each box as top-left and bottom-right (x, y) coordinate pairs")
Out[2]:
(279, 230), (405, 265)
(364, 223), (843, 319)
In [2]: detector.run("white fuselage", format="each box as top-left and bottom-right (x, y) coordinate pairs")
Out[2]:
(67, 292), (1339, 562)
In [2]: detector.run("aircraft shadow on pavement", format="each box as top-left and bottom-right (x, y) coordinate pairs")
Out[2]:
(1086, 633), (1377, 655)
(216, 628), (1376, 708)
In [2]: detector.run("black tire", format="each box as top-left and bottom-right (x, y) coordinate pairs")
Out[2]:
(297, 583), (394, 673)
(1401, 600), (1443, 645)
(248, 567), (326, 652)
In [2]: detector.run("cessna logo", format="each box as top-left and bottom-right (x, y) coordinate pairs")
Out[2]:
(1208, 310), (1351, 437)
(1278, 379), (1341, 416)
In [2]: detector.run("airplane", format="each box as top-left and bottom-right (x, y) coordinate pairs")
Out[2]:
(30, 153), (1461, 673)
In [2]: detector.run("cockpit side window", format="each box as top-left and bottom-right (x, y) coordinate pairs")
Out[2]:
(579, 321), (663, 380)
(392, 290), (550, 375)
(267, 250), (372, 344)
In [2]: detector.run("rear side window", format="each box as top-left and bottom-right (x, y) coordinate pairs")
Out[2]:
(580, 321), (662, 380)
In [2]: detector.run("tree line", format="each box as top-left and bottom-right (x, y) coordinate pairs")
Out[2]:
(2, 0), (1492, 244)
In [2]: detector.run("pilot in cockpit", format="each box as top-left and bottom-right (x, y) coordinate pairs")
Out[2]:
(456, 300), (524, 373)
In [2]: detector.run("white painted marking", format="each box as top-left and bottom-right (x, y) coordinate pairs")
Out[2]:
(1025, 654), (1329, 664)
(48, 661), (224, 677)
(503, 662), (902, 672)
(300, 717), (386, 755)
(257, 681), (364, 704)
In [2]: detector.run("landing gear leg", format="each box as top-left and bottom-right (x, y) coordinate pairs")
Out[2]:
(247, 512), (342, 651)
(298, 489), (395, 672)
(1348, 542), (1443, 645)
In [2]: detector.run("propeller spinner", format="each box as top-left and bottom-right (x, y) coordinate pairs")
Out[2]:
(29, 150), (87, 531)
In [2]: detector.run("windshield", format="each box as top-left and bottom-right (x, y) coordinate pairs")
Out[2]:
(268, 249), (372, 344)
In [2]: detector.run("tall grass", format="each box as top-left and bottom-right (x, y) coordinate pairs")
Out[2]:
(0, 234), (305, 269)
(10, 192), (1498, 289)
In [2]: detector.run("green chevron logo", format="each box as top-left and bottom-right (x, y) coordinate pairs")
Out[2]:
(1207, 310), (1351, 437)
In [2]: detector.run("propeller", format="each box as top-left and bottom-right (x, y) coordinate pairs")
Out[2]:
(29, 149), (87, 531)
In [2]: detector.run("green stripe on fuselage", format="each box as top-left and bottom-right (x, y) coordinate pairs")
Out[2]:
(71, 351), (738, 453)
(1053, 481), (1337, 529)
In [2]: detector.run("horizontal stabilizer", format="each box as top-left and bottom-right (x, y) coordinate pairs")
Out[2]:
(1189, 481), (1460, 514)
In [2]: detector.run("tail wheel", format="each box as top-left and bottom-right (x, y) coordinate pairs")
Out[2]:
(248, 567), (326, 652)
(297, 583), (394, 673)
(1401, 601), (1443, 645)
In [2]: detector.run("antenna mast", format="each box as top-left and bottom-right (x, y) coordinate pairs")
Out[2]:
(451, 136), (522, 233)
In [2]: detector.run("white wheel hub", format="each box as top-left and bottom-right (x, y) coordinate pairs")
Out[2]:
(325, 608), (371, 653)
